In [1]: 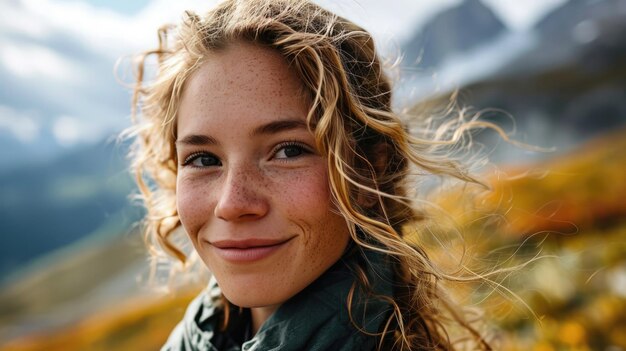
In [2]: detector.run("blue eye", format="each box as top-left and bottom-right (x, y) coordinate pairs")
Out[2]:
(184, 153), (221, 167)
(274, 143), (309, 159)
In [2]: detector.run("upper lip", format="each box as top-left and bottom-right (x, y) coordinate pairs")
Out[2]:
(209, 237), (294, 249)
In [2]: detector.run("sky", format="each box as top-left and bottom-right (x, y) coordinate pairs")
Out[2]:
(0, 0), (568, 159)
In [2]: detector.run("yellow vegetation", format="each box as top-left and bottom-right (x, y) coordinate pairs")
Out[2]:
(2, 129), (625, 351)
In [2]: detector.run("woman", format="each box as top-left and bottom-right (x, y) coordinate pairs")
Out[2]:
(129, 0), (493, 349)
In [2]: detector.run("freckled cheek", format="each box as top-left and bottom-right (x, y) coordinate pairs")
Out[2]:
(176, 177), (214, 238)
(311, 192), (349, 266)
(279, 168), (331, 221)
(283, 168), (344, 262)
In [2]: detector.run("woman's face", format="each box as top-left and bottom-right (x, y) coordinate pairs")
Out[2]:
(175, 42), (351, 310)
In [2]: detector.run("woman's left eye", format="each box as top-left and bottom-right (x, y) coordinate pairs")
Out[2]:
(274, 143), (310, 160)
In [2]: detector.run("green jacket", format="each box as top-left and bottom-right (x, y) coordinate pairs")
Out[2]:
(161, 249), (394, 351)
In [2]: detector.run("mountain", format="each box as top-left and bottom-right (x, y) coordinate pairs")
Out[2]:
(403, 0), (626, 163)
(401, 0), (507, 69)
(0, 220), (147, 343)
(536, 0), (626, 43)
(0, 127), (66, 170)
(0, 140), (140, 283)
(3, 130), (626, 350)
(498, 0), (626, 77)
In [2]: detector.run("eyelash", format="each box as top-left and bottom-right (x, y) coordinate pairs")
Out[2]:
(182, 151), (220, 168)
(272, 141), (312, 161)
(181, 141), (312, 168)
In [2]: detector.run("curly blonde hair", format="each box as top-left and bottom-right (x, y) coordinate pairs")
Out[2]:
(129, 0), (499, 349)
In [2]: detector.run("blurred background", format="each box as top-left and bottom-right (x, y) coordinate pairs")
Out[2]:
(1, 0), (625, 350)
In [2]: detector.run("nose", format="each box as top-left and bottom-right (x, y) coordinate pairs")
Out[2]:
(214, 167), (269, 221)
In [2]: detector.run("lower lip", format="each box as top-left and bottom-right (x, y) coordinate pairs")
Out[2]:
(211, 241), (290, 263)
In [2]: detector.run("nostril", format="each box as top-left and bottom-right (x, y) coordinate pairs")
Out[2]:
(213, 180), (269, 221)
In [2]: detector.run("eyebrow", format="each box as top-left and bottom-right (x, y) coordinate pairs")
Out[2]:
(176, 134), (218, 146)
(251, 119), (308, 136)
(176, 118), (308, 146)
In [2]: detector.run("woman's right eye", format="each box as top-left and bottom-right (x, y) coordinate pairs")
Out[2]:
(183, 153), (221, 168)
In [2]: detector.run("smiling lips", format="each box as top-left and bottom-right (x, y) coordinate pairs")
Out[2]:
(209, 238), (293, 263)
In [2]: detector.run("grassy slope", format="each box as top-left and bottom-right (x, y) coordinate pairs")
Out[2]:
(1, 130), (625, 351)
(432, 129), (626, 350)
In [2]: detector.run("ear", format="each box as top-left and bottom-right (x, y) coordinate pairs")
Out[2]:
(356, 142), (389, 209)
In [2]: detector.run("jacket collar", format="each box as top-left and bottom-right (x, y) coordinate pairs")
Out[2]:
(164, 247), (394, 351)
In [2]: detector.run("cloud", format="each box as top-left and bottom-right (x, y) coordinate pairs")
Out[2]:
(0, 105), (40, 143)
(0, 0), (223, 139)
(318, 0), (460, 41)
(0, 41), (80, 82)
(52, 115), (102, 147)
(1, 0), (454, 60)
(17, 0), (139, 56)
(4, 0), (221, 58)
(482, 0), (569, 30)
(0, 0), (51, 39)
(52, 115), (80, 147)
(0, 0), (562, 159)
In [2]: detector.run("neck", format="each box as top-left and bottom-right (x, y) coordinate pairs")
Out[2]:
(250, 304), (280, 334)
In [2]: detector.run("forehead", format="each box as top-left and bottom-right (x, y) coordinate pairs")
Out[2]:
(177, 41), (308, 135)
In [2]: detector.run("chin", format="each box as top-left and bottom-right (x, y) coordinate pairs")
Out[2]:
(217, 275), (294, 308)
(222, 288), (287, 309)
